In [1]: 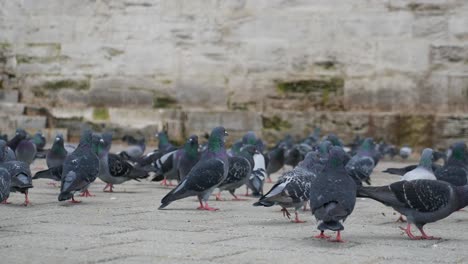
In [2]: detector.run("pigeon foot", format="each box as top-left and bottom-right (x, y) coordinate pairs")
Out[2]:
(314, 231), (331, 239)
(281, 208), (291, 219)
(329, 231), (345, 243)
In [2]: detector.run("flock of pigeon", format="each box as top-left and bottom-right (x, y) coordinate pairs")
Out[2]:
(1, 126), (468, 243)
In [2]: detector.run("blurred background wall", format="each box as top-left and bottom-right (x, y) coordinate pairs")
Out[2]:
(1, 0), (468, 146)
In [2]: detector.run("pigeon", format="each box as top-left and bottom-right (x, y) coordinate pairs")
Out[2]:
(326, 133), (344, 148)
(98, 132), (149, 192)
(285, 143), (313, 168)
(254, 151), (322, 223)
(357, 179), (468, 240)
(310, 146), (357, 242)
(153, 149), (179, 186)
(265, 143), (286, 179)
(31, 131), (46, 151)
(0, 133), (7, 141)
(15, 137), (37, 165)
(401, 148), (436, 181)
(46, 134), (68, 168)
(119, 136), (146, 161)
(399, 145), (412, 159)
(216, 144), (257, 201)
(0, 159), (33, 206)
(0, 168), (11, 203)
(58, 131), (103, 203)
(156, 131), (177, 154)
(159, 126), (229, 211)
(345, 138), (377, 185)
(382, 163), (442, 176)
(7, 128), (28, 151)
(177, 135), (200, 182)
(0, 139), (16, 162)
(434, 142), (468, 186)
(245, 148), (267, 197)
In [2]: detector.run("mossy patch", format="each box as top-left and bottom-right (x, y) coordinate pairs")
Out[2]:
(41, 79), (90, 91)
(0, 42), (11, 50)
(262, 115), (292, 131)
(102, 47), (125, 58)
(17, 55), (70, 64)
(161, 80), (172, 85)
(153, 96), (178, 108)
(276, 78), (344, 94)
(93, 107), (110, 121)
(397, 115), (434, 147)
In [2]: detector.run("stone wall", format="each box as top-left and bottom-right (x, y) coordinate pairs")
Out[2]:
(1, 0), (468, 146)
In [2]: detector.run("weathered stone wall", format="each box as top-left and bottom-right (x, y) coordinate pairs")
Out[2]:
(1, 0), (468, 146)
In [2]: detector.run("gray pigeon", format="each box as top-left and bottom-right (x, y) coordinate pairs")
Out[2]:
(7, 128), (27, 151)
(310, 146), (357, 242)
(358, 179), (468, 240)
(401, 148), (436, 181)
(46, 134), (68, 168)
(345, 138), (377, 185)
(58, 131), (103, 203)
(400, 145), (412, 159)
(216, 145), (257, 201)
(15, 138), (37, 165)
(159, 126), (229, 211)
(0, 140), (16, 162)
(97, 132), (148, 192)
(434, 142), (468, 186)
(0, 160), (33, 206)
(31, 131), (46, 151)
(0, 168), (11, 203)
(176, 135), (200, 182)
(254, 151), (322, 223)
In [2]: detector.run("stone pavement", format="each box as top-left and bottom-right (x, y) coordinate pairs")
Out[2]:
(1, 157), (468, 264)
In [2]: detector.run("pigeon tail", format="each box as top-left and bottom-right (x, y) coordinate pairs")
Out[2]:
(253, 201), (275, 207)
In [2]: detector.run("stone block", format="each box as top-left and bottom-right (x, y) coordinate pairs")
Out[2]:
(0, 102), (25, 115)
(376, 40), (430, 72)
(14, 115), (47, 130)
(430, 44), (468, 64)
(449, 15), (468, 39)
(412, 15), (448, 40)
(447, 75), (468, 111)
(0, 90), (19, 103)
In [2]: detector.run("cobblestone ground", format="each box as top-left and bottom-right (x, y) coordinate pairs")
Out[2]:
(1, 149), (468, 264)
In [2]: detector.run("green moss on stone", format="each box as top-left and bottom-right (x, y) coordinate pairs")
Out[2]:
(262, 115), (292, 131)
(42, 79), (90, 91)
(397, 115), (434, 147)
(93, 107), (110, 121)
(103, 47), (125, 57)
(0, 43), (11, 50)
(276, 77), (344, 94)
(153, 96), (178, 108)
(161, 80), (172, 85)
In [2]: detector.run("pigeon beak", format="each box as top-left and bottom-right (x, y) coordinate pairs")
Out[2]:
(55, 137), (60, 142)
(224, 131), (229, 136)
(100, 139), (105, 143)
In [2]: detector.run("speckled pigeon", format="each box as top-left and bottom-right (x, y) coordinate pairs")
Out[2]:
(0, 140), (15, 162)
(0, 167), (11, 203)
(58, 131), (103, 203)
(216, 144), (257, 201)
(310, 146), (357, 242)
(98, 132), (148, 192)
(358, 179), (468, 240)
(159, 126), (229, 211)
(254, 151), (323, 223)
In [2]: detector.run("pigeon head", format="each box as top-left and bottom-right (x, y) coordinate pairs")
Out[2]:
(326, 133), (343, 147)
(156, 131), (170, 148)
(32, 131), (44, 145)
(450, 142), (467, 163)
(184, 135), (199, 157)
(15, 128), (28, 139)
(230, 140), (243, 156)
(419, 148), (434, 170)
(327, 146), (347, 168)
(101, 132), (113, 152)
(240, 144), (258, 156)
(298, 151), (320, 170)
(317, 140), (332, 155)
(242, 131), (257, 146)
(208, 126), (228, 152)
(91, 134), (106, 157)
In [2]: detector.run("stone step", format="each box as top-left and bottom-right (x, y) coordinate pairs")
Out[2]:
(0, 114), (47, 131)
(0, 102), (25, 115)
(0, 90), (19, 103)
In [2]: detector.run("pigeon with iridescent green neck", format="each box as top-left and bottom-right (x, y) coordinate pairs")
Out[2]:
(159, 127), (229, 211)
(435, 142), (468, 186)
(401, 148), (436, 181)
(176, 135), (200, 182)
(31, 131), (46, 151)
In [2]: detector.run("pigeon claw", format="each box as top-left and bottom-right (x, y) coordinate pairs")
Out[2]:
(103, 183), (114, 192)
(266, 177), (273, 183)
(314, 231), (331, 239)
(281, 208), (291, 219)
(197, 203), (219, 211)
(395, 215), (407, 223)
(329, 231), (345, 243)
(1, 199), (11, 204)
(79, 190), (95, 197)
(292, 212), (306, 223)
(70, 197), (81, 204)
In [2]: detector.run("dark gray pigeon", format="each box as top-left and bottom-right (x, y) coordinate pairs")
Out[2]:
(434, 142), (468, 186)
(265, 143), (286, 180)
(7, 128), (27, 151)
(15, 138), (37, 165)
(0, 140), (16, 162)
(345, 138), (377, 185)
(358, 179), (468, 240)
(176, 135), (200, 182)
(285, 143), (313, 168)
(0, 159), (33, 206)
(254, 151), (322, 223)
(46, 134), (68, 168)
(0, 167), (11, 203)
(216, 145), (257, 201)
(31, 131), (46, 151)
(98, 132), (148, 192)
(58, 131), (103, 203)
(310, 146), (357, 242)
(159, 126), (229, 211)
